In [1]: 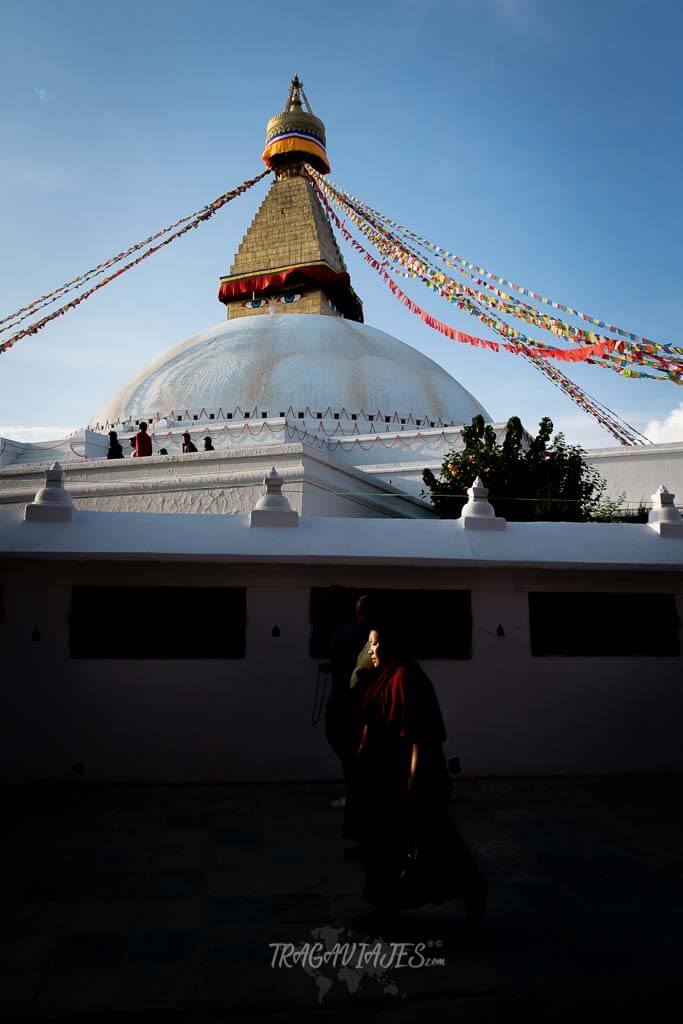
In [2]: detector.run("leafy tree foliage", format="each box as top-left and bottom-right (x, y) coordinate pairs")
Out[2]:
(422, 414), (607, 522)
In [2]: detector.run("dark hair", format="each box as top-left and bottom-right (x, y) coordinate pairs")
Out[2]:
(158, 448), (168, 455)
(108, 430), (117, 440)
(355, 594), (374, 621)
(367, 621), (408, 664)
(139, 421), (148, 431)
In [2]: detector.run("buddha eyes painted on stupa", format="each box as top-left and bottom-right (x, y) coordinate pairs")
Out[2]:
(240, 293), (302, 310)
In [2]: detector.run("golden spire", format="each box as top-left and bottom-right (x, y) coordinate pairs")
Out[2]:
(262, 75), (331, 175)
(217, 79), (363, 323)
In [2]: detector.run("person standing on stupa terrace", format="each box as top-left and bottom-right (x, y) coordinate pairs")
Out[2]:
(182, 431), (198, 454)
(134, 421), (153, 458)
(106, 431), (124, 459)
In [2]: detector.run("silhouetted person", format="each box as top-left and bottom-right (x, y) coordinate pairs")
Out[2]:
(182, 431), (197, 454)
(135, 421), (152, 458)
(106, 431), (123, 460)
(326, 595), (375, 810)
(203, 437), (215, 451)
(158, 448), (168, 455)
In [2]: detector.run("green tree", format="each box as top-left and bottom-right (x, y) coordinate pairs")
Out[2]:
(422, 414), (606, 522)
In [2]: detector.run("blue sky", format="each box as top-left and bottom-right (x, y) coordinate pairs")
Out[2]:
(1, 0), (682, 447)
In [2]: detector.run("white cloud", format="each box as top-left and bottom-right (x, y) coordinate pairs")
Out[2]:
(644, 403), (683, 444)
(0, 426), (76, 443)
(33, 87), (51, 102)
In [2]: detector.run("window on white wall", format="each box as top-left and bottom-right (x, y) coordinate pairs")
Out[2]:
(528, 592), (680, 657)
(69, 586), (246, 659)
(309, 587), (472, 660)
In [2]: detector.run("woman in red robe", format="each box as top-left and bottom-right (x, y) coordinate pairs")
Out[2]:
(351, 625), (487, 927)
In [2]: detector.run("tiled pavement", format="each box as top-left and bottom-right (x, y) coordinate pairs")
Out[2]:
(1, 777), (682, 1021)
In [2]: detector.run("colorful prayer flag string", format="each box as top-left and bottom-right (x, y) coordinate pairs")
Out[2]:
(0, 170), (269, 355)
(316, 175), (678, 352)
(307, 169), (648, 446)
(309, 168), (682, 385)
(0, 198), (243, 336)
(311, 176), (619, 365)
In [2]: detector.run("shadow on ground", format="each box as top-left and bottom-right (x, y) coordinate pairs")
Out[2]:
(1, 776), (682, 1020)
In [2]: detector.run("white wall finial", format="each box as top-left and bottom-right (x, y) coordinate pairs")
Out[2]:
(24, 461), (74, 522)
(250, 467), (299, 527)
(648, 484), (683, 537)
(459, 475), (505, 531)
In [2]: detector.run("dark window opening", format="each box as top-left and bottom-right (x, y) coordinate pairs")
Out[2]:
(69, 586), (246, 659)
(529, 592), (680, 657)
(309, 587), (471, 660)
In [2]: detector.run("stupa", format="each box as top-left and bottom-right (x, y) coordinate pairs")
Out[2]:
(89, 77), (490, 441)
(3, 78), (679, 510)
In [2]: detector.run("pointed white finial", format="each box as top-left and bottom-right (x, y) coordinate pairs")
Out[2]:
(468, 476), (489, 503)
(459, 476), (505, 531)
(648, 484), (683, 537)
(251, 467), (298, 527)
(25, 461), (74, 522)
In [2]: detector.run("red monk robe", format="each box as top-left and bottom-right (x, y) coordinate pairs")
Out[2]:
(351, 660), (486, 913)
(135, 429), (152, 458)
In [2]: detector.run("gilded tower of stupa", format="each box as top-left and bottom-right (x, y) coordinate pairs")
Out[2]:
(218, 76), (363, 323)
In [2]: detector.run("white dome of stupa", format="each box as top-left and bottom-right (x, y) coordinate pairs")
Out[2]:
(90, 314), (490, 431)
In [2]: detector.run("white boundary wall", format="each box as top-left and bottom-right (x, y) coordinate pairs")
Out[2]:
(1, 559), (681, 782)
